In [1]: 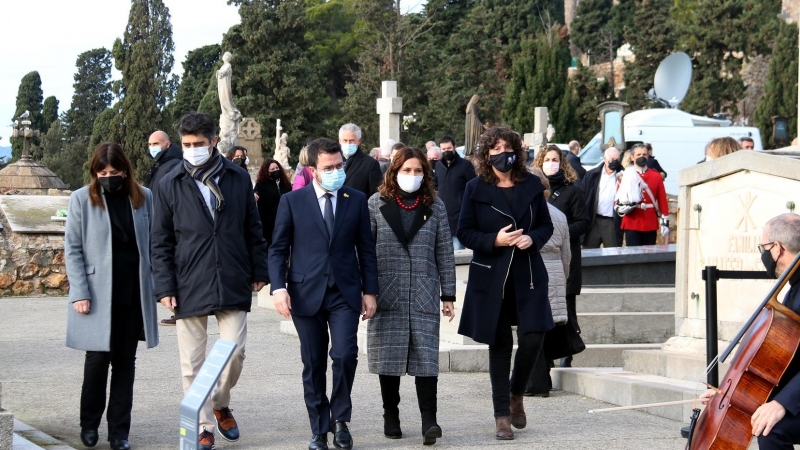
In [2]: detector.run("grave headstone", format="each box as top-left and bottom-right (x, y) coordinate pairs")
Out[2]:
(238, 118), (263, 171)
(376, 81), (402, 146)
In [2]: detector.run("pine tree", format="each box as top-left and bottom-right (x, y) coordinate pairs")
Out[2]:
(41, 96), (59, 134)
(10, 71), (44, 161)
(620, 0), (677, 110)
(608, 0), (635, 45)
(171, 44), (220, 120)
(571, 62), (611, 143)
(63, 48), (114, 143)
(754, 21), (799, 149)
(570, 0), (612, 55)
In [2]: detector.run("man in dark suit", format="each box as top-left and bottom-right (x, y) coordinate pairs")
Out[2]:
(339, 123), (382, 197)
(699, 213), (800, 449)
(269, 138), (379, 450)
(583, 148), (622, 248)
(567, 140), (587, 180)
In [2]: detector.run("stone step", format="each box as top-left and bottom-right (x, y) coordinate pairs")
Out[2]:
(577, 287), (675, 313)
(623, 349), (731, 383)
(577, 312), (675, 345)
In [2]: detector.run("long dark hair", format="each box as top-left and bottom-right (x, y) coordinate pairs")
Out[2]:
(475, 126), (529, 185)
(257, 157), (291, 190)
(379, 147), (436, 207)
(88, 142), (145, 209)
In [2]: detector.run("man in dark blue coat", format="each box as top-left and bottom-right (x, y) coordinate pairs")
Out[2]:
(700, 213), (800, 449)
(151, 113), (269, 450)
(269, 138), (378, 450)
(435, 135), (476, 250)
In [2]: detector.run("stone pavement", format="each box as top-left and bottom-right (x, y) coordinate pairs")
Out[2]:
(0, 297), (689, 450)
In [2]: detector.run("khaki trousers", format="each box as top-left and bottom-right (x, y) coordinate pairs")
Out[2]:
(176, 310), (247, 434)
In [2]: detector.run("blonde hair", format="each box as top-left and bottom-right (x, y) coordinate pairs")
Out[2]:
(299, 146), (309, 166)
(706, 137), (740, 159)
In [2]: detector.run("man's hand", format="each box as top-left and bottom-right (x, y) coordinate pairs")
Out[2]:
(495, 224), (523, 247)
(72, 299), (90, 314)
(160, 296), (177, 313)
(751, 400), (786, 437)
(442, 301), (456, 322)
(273, 290), (292, 318)
(252, 281), (266, 292)
(698, 388), (716, 405)
(513, 235), (533, 250)
(362, 294), (377, 320)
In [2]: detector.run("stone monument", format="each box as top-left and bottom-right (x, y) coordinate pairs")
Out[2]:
(238, 118), (262, 170)
(523, 107), (549, 151)
(376, 81), (402, 148)
(0, 117), (67, 194)
(273, 119), (290, 169)
(217, 51), (242, 155)
(663, 150), (800, 355)
(464, 94), (484, 157)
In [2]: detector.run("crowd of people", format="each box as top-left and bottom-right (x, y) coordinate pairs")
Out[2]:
(63, 112), (800, 450)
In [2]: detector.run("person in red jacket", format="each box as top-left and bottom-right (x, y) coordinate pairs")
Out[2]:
(620, 144), (669, 246)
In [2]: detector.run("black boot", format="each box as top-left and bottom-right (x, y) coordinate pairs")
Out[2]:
(415, 376), (442, 445)
(379, 375), (402, 439)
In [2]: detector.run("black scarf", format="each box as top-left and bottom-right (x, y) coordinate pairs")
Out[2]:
(184, 150), (225, 211)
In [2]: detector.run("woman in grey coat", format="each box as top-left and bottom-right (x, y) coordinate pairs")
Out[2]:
(65, 143), (159, 450)
(367, 147), (457, 445)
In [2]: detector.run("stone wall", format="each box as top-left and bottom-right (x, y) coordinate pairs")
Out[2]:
(0, 216), (68, 297)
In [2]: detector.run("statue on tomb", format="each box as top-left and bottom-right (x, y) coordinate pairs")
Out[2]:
(275, 132), (290, 169)
(464, 94), (484, 157)
(217, 52), (242, 154)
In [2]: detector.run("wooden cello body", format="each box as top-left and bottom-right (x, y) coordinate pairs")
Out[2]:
(688, 256), (800, 450)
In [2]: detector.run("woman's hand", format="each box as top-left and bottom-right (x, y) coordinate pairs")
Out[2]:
(495, 224), (523, 247)
(73, 300), (90, 314)
(442, 301), (456, 322)
(513, 235), (533, 250)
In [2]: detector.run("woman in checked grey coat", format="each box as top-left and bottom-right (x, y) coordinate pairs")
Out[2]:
(65, 143), (158, 450)
(367, 147), (456, 446)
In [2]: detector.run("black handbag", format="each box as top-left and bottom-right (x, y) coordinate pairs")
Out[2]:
(543, 318), (586, 360)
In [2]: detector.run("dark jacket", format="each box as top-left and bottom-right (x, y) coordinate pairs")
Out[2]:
(146, 142), (183, 194)
(456, 174), (555, 345)
(547, 171), (590, 295)
(268, 185), (379, 316)
(254, 179), (291, 245)
(344, 148), (382, 197)
(435, 153), (476, 237)
(774, 269), (800, 415)
(567, 151), (586, 180)
(647, 155), (667, 178)
(151, 155), (269, 319)
(583, 164), (623, 232)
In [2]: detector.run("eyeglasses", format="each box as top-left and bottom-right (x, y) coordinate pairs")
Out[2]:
(316, 163), (344, 174)
(758, 242), (777, 254)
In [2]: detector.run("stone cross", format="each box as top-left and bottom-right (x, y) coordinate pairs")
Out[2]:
(237, 118), (262, 170)
(274, 119), (282, 154)
(376, 81), (402, 146)
(11, 119), (40, 161)
(523, 107), (549, 150)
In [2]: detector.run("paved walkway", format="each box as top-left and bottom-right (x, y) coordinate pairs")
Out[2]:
(1, 297), (689, 449)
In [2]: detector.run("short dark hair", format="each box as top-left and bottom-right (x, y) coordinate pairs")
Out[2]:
(177, 112), (217, 142)
(439, 135), (456, 148)
(740, 137), (754, 144)
(307, 138), (343, 168)
(226, 145), (247, 160)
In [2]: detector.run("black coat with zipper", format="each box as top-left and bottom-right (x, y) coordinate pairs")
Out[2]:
(151, 155), (270, 319)
(456, 174), (555, 345)
(547, 171), (590, 295)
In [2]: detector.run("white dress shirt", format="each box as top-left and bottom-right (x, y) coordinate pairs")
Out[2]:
(194, 176), (220, 219)
(597, 169), (617, 217)
(312, 180), (338, 219)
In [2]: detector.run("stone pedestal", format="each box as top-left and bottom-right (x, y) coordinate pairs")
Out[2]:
(664, 150), (800, 355)
(376, 81), (402, 146)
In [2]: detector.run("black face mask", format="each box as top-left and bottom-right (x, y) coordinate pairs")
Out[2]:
(608, 159), (623, 172)
(269, 170), (281, 181)
(490, 152), (516, 173)
(442, 151), (455, 162)
(98, 175), (124, 193)
(761, 249), (779, 279)
(635, 156), (647, 168)
(233, 157), (246, 168)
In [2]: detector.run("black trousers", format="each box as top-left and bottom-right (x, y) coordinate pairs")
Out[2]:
(624, 230), (657, 246)
(378, 375), (438, 430)
(292, 285), (360, 435)
(80, 299), (143, 440)
(488, 285), (544, 417)
(757, 411), (800, 449)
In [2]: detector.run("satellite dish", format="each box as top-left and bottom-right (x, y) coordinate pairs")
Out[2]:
(653, 52), (692, 109)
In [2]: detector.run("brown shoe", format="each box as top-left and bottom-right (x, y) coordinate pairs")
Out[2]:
(495, 416), (514, 440)
(160, 316), (176, 326)
(198, 428), (215, 450)
(213, 407), (240, 442)
(509, 393), (527, 429)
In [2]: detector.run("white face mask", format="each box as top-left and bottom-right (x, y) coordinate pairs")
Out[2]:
(397, 174), (424, 194)
(542, 161), (560, 176)
(183, 146), (210, 166)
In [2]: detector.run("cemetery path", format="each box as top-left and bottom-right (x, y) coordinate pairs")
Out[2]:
(1, 297), (688, 450)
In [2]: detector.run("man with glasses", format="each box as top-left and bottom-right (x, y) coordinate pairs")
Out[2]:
(269, 138), (378, 450)
(699, 213), (800, 449)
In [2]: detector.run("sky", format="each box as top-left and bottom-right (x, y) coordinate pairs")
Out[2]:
(0, 0), (242, 147)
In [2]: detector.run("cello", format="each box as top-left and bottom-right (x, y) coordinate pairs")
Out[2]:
(687, 252), (800, 449)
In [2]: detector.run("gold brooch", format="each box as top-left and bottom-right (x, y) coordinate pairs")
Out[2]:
(343, 193), (349, 198)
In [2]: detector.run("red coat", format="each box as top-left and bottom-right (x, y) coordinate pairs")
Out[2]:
(620, 168), (668, 232)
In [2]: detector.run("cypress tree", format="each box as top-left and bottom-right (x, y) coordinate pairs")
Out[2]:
(571, 62), (611, 143)
(754, 21), (799, 149)
(10, 71), (44, 161)
(570, 0), (612, 56)
(64, 48), (113, 143)
(171, 44), (220, 120)
(42, 96), (59, 134)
